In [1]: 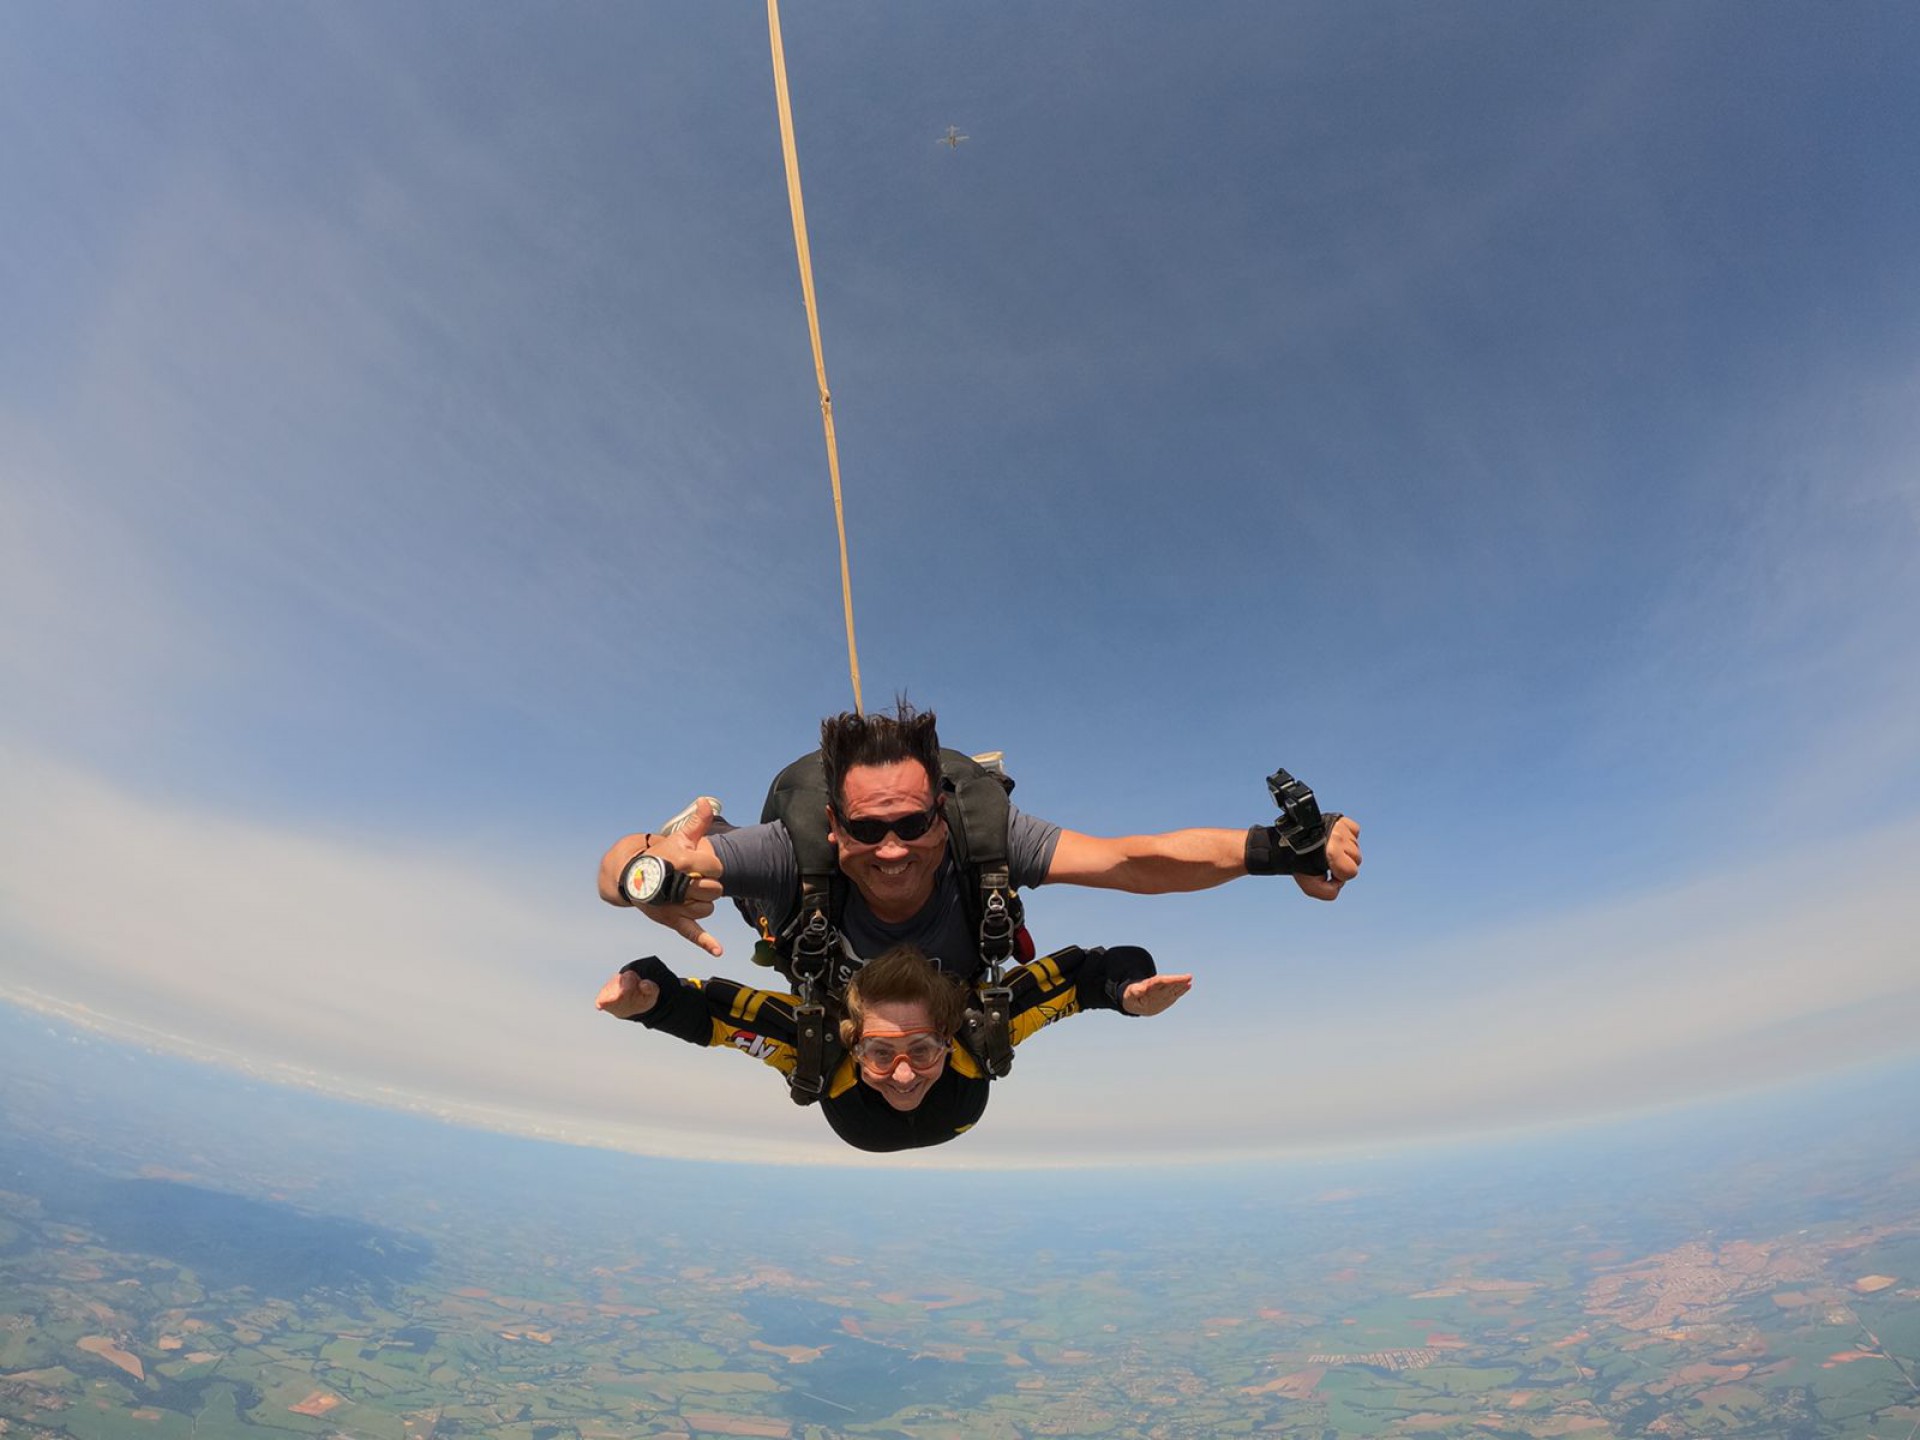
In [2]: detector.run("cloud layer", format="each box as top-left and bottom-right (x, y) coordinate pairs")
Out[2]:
(6, 750), (1915, 1168)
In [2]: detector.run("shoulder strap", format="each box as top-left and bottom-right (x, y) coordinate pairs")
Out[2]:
(937, 750), (1024, 979)
(755, 752), (841, 990)
(761, 751), (835, 863)
(936, 749), (1010, 865)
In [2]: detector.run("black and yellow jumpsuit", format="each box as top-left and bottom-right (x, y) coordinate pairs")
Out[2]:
(616, 946), (1157, 1152)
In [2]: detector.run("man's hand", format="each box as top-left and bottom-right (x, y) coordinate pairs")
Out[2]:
(639, 891), (725, 958)
(598, 800), (729, 957)
(595, 968), (660, 1020)
(1294, 815), (1362, 901)
(1121, 973), (1192, 1017)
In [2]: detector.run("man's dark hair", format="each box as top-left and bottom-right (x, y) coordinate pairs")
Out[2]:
(820, 699), (942, 812)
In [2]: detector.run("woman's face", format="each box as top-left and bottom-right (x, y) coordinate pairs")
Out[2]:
(852, 997), (948, 1111)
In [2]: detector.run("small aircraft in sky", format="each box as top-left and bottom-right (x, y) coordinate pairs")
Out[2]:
(938, 125), (969, 150)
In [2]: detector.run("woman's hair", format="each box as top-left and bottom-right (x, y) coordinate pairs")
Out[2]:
(838, 944), (969, 1048)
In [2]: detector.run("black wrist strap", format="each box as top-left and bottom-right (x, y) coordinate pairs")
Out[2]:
(1245, 824), (1330, 877)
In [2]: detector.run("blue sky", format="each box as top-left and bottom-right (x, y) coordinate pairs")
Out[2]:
(4, 2), (1917, 1167)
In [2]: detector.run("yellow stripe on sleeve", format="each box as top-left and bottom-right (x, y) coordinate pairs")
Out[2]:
(1009, 988), (1080, 1048)
(1034, 954), (1067, 992)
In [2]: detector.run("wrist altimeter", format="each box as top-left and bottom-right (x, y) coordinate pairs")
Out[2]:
(620, 851), (693, 907)
(1245, 767), (1337, 876)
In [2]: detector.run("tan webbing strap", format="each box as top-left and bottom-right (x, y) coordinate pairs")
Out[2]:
(767, 0), (864, 715)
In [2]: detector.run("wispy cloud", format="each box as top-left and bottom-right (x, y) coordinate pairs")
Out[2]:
(0, 746), (824, 1161)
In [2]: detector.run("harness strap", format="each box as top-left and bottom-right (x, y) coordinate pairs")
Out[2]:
(788, 998), (832, 1106)
(960, 987), (1016, 1080)
(940, 754), (1022, 984)
(779, 881), (840, 1105)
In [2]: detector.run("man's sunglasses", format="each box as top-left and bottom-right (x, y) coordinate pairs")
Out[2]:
(833, 801), (943, 846)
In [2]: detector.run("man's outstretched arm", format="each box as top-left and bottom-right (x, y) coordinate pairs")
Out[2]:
(1043, 815), (1362, 901)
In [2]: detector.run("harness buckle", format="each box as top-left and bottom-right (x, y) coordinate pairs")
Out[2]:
(977, 866), (1017, 974)
(786, 897), (835, 989)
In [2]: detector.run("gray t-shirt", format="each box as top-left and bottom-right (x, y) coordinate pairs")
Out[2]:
(710, 806), (1062, 979)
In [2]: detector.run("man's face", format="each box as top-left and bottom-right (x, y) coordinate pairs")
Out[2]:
(828, 760), (948, 922)
(853, 997), (947, 1111)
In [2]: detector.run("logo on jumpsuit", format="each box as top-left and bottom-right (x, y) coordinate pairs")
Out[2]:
(728, 1031), (783, 1061)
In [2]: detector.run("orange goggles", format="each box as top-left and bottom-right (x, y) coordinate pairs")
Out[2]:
(851, 1027), (948, 1076)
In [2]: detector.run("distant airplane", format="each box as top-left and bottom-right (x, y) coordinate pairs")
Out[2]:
(938, 125), (969, 149)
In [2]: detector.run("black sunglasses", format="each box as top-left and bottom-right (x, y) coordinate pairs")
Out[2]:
(834, 802), (943, 846)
